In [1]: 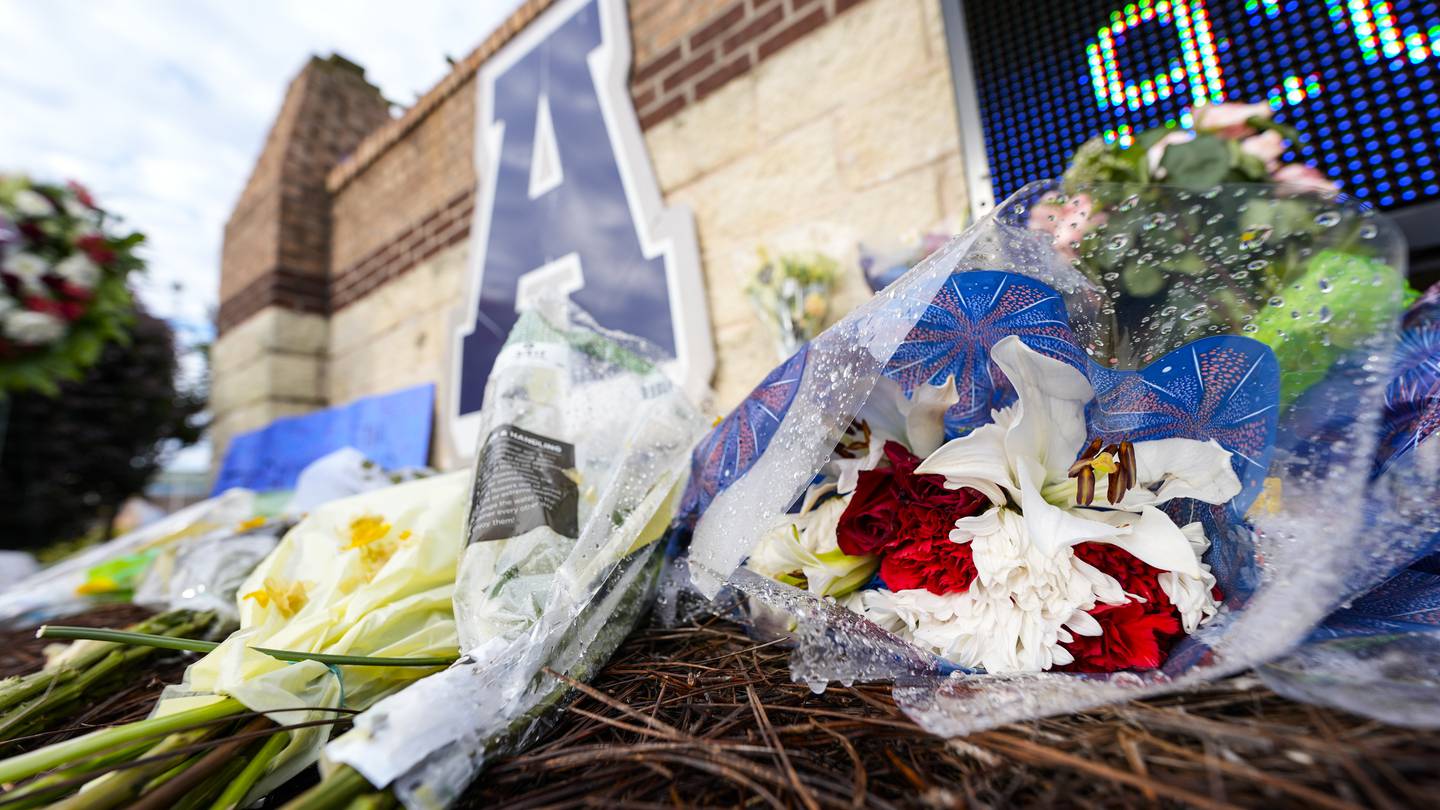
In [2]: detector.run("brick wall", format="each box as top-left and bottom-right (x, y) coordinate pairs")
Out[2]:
(212, 0), (962, 467)
(631, 0), (866, 130)
(216, 55), (390, 334)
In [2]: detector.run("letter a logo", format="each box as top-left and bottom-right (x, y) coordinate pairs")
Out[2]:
(449, 0), (712, 456)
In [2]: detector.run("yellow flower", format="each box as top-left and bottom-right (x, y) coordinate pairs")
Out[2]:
(243, 577), (309, 617)
(345, 515), (392, 549)
(235, 516), (267, 532)
(344, 515), (402, 579)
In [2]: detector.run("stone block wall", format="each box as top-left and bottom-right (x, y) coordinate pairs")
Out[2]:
(211, 0), (969, 469)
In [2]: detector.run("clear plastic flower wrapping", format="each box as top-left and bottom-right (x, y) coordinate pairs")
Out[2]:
(675, 181), (1440, 735)
(325, 298), (709, 809)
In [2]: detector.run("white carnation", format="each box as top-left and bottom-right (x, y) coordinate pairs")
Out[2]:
(4, 310), (66, 345)
(2, 252), (49, 293)
(53, 253), (100, 289)
(10, 189), (52, 218)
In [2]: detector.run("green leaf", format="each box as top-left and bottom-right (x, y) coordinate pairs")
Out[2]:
(1158, 134), (1232, 190)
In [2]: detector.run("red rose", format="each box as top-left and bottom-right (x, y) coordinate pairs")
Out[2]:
(76, 233), (115, 265)
(880, 535), (977, 593)
(1061, 601), (1182, 672)
(837, 464), (902, 556)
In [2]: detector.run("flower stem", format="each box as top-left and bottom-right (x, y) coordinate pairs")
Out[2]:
(36, 626), (458, 668)
(207, 729), (290, 810)
(47, 726), (217, 810)
(279, 764), (373, 810)
(0, 696), (243, 785)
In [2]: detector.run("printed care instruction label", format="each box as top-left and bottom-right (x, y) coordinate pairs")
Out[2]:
(469, 424), (579, 543)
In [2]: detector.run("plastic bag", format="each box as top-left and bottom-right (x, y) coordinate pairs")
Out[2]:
(0, 488), (256, 625)
(325, 299), (707, 809)
(1259, 281), (1440, 726)
(154, 471), (472, 799)
(675, 181), (1434, 735)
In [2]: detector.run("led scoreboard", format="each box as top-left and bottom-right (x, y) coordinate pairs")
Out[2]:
(945, 0), (1440, 245)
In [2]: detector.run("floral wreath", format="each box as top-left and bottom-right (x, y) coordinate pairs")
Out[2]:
(0, 174), (145, 394)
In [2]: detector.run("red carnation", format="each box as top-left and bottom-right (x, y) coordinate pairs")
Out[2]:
(839, 440), (989, 591)
(67, 181), (96, 208)
(76, 233), (115, 265)
(1061, 600), (1182, 672)
(836, 464), (902, 556)
(881, 535), (977, 593)
(23, 295), (62, 316)
(56, 281), (93, 303)
(1071, 542), (1169, 605)
(1061, 542), (1187, 672)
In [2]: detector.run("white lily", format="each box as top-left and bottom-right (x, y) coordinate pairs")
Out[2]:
(746, 487), (877, 598)
(915, 335), (1240, 578)
(828, 375), (958, 494)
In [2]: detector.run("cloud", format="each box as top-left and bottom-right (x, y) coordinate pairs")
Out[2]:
(0, 0), (525, 331)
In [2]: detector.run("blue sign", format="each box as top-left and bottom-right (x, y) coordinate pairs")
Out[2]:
(213, 383), (435, 494)
(960, 0), (1440, 210)
(450, 0), (712, 455)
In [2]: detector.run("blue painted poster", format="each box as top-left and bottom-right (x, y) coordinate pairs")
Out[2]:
(212, 383), (435, 494)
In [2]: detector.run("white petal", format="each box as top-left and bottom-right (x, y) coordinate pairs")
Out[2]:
(915, 421), (1013, 505)
(1017, 457), (1123, 556)
(1081, 505), (1204, 577)
(990, 336), (1093, 483)
(1125, 438), (1242, 506)
(856, 377), (909, 444)
(903, 375), (960, 456)
(1065, 608), (1103, 637)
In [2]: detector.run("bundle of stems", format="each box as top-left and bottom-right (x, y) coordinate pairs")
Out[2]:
(0, 609), (218, 749)
(0, 626), (454, 808)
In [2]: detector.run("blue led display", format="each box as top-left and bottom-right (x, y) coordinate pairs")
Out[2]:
(963, 0), (1440, 211)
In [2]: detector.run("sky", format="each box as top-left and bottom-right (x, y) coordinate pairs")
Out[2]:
(0, 0), (526, 341)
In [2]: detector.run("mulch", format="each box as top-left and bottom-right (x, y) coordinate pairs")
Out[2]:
(459, 617), (1440, 809)
(5, 608), (1438, 808)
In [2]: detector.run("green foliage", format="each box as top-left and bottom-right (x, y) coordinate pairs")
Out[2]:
(1251, 250), (1410, 408)
(1050, 107), (1414, 406)
(0, 310), (206, 550)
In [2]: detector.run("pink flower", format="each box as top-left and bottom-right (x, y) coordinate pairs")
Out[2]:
(1240, 130), (1287, 172)
(1192, 101), (1272, 138)
(1271, 163), (1339, 194)
(1028, 192), (1105, 258)
(1145, 130), (1194, 179)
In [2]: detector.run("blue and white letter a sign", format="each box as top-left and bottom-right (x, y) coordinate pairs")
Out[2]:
(449, 0), (712, 456)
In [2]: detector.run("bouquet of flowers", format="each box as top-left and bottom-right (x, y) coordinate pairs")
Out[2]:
(0, 174), (144, 394)
(677, 181), (1438, 734)
(286, 300), (704, 809)
(747, 249), (839, 358)
(1032, 102), (1415, 408)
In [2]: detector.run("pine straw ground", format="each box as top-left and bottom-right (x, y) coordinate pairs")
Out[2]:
(4, 608), (1439, 808)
